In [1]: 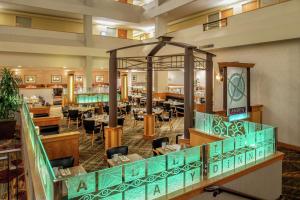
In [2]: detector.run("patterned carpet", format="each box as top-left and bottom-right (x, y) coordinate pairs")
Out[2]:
(278, 146), (300, 200)
(54, 106), (300, 199)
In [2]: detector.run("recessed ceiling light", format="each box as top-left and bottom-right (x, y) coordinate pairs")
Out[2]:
(17, 65), (22, 68)
(63, 66), (67, 69)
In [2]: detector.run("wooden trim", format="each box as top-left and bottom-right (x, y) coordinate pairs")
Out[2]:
(218, 62), (255, 70)
(33, 116), (60, 127)
(170, 152), (284, 200)
(278, 141), (300, 152)
(41, 131), (80, 165)
(29, 106), (50, 115)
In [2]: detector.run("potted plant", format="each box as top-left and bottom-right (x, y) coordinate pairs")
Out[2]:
(0, 68), (21, 140)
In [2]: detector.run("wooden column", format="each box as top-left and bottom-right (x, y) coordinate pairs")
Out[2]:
(106, 50), (121, 150)
(205, 53), (213, 113)
(144, 56), (155, 138)
(109, 50), (117, 127)
(184, 47), (194, 139)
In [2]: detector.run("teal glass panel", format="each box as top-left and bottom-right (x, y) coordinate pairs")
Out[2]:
(67, 172), (96, 199)
(167, 173), (184, 193)
(235, 153), (245, 169)
(124, 160), (146, 182)
(124, 185), (145, 200)
(147, 179), (166, 200)
(256, 147), (265, 161)
(209, 160), (222, 178)
(265, 128), (275, 144)
(98, 166), (122, 190)
(167, 151), (184, 170)
(228, 113), (248, 122)
(102, 193), (122, 200)
(212, 115), (227, 136)
(147, 155), (166, 175)
(235, 135), (246, 149)
(265, 143), (275, 157)
(223, 138), (234, 153)
(256, 130), (265, 144)
(185, 167), (201, 187)
(185, 146), (200, 164)
(246, 150), (256, 164)
(209, 141), (222, 158)
(245, 132), (256, 147)
(222, 156), (235, 173)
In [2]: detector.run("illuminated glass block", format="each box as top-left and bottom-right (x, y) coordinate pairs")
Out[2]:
(167, 151), (184, 170)
(102, 193), (122, 200)
(98, 166), (122, 190)
(209, 141), (222, 158)
(246, 150), (256, 164)
(124, 185), (145, 200)
(124, 160), (146, 183)
(256, 147), (265, 161)
(223, 138), (234, 154)
(185, 146), (201, 164)
(167, 173), (184, 193)
(222, 156), (234, 173)
(147, 155), (166, 175)
(264, 143), (275, 157)
(185, 168), (201, 187)
(209, 160), (222, 178)
(235, 135), (246, 149)
(67, 172), (96, 199)
(147, 179), (166, 200)
(246, 132), (256, 147)
(256, 130), (265, 144)
(235, 153), (245, 169)
(265, 128), (275, 144)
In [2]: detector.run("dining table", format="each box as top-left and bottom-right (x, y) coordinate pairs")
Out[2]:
(107, 153), (144, 167)
(133, 108), (163, 116)
(156, 144), (181, 155)
(163, 101), (184, 107)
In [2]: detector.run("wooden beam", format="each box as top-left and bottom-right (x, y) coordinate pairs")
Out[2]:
(218, 62), (255, 69)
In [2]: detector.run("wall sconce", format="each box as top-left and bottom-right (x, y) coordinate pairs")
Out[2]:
(216, 73), (223, 82)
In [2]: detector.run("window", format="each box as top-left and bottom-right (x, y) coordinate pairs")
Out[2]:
(207, 13), (220, 30)
(242, 1), (259, 12)
(16, 16), (32, 28)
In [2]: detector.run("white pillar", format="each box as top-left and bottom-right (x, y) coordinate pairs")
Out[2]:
(83, 14), (93, 91)
(155, 15), (168, 38)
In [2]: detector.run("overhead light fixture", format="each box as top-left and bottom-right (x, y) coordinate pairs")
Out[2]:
(63, 66), (67, 69)
(17, 65), (22, 68)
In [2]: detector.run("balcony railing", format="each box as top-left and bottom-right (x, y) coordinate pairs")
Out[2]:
(203, 18), (227, 31)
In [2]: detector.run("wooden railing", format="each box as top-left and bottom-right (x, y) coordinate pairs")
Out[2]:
(203, 18), (227, 31)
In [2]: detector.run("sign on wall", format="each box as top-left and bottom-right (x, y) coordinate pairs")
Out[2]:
(227, 67), (248, 121)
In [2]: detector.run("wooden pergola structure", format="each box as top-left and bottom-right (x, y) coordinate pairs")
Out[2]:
(106, 36), (215, 146)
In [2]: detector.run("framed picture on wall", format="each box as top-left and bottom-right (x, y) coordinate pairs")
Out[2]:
(75, 75), (84, 83)
(24, 75), (36, 84)
(51, 75), (62, 83)
(95, 75), (104, 83)
(132, 74), (137, 82)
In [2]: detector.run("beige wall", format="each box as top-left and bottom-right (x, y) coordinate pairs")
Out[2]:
(7, 68), (109, 85)
(211, 38), (300, 147)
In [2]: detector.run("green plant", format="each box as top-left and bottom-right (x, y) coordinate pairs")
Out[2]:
(0, 68), (21, 119)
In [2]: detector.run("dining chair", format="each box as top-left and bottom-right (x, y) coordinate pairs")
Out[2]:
(117, 117), (125, 134)
(158, 110), (174, 130)
(83, 119), (101, 146)
(61, 106), (69, 119)
(103, 105), (109, 115)
(50, 156), (74, 169)
(106, 146), (128, 159)
(132, 110), (144, 127)
(152, 137), (169, 156)
(68, 110), (81, 128)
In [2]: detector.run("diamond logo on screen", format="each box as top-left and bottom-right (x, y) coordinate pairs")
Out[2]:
(228, 72), (246, 103)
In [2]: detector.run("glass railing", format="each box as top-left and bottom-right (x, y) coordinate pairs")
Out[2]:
(21, 103), (277, 199)
(195, 112), (276, 178)
(21, 102), (56, 199)
(65, 146), (203, 199)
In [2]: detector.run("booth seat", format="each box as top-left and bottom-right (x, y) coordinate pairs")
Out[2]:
(39, 125), (60, 135)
